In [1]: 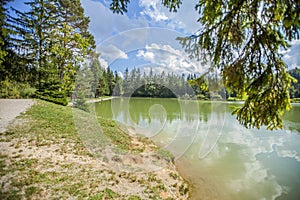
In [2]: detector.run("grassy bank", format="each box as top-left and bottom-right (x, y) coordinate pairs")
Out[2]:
(0, 100), (189, 199)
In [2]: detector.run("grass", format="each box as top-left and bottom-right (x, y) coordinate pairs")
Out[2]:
(98, 117), (132, 152)
(0, 100), (189, 199)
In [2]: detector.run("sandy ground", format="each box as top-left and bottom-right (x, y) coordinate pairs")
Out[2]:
(0, 99), (35, 133)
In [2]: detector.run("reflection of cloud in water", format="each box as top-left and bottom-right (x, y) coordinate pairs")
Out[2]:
(199, 113), (300, 199)
(276, 149), (300, 162)
(102, 99), (300, 199)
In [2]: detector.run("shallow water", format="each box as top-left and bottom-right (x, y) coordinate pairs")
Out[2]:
(94, 98), (300, 199)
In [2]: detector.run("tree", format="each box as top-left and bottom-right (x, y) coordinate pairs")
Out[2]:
(5, 0), (95, 105)
(97, 69), (109, 96)
(49, 0), (95, 96)
(109, 0), (300, 130)
(7, 0), (56, 85)
(288, 68), (300, 98)
(0, 0), (25, 83)
(106, 66), (115, 95)
(122, 67), (131, 96)
(0, 0), (10, 69)
(113, 70), (122, 96)
(89, 52), (103, 98)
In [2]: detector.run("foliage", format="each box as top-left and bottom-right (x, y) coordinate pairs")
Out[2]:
(2, 0), (95, 105)
(0, 78), (36, 98)
(178, 0), (299, 129)
(122, 68), (191, 98)
(110, 0), (182, 13)
(288, 67), (300, 98)
(73, 69), (90, 111)
(110, 0), (300, 130)
(0, 0), (10, 68)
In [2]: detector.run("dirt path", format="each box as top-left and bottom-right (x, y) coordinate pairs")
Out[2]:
(0, 99), (35, 133)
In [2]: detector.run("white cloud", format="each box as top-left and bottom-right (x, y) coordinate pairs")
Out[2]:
(291, 39), (300, 45)
(138, 0), (199, 33)
(139, 0), (168, 21)
(98, 57), (108, 69)
(280, 39), (300, 69)
(136, 43), (208, 75)
(98, 44), (128, 61)
(277, 150), (300, 162)
(117, 71), (124, 79)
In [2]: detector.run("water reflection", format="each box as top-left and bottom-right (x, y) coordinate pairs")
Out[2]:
(94, 99), (300, 200)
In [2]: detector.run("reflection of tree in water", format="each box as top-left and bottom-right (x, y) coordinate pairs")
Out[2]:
(94, 101), (113, 119)
(95, 99), (233, 129)
(282, 105), (300, 133)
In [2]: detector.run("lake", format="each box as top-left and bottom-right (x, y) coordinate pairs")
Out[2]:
(94, 98), (300, 200)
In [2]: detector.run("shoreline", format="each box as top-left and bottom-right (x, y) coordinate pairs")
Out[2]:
(86, 96), (115, 103)
(68, 96), (115, 106)
(0, 99), (190, 199)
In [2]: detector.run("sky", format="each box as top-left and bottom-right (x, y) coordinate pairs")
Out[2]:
(80, 0), (206, 76)
(80, 0), (300, 76)
(7, 0), (300, 76)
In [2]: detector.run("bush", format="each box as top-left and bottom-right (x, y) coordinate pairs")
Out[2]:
(0, 78), (36, 98)
(35, 88), (68, 106)
(35, 79), (68, 106)
(20, 85), (36, 98)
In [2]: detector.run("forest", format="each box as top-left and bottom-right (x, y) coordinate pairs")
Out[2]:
(1, 0), (300, 107)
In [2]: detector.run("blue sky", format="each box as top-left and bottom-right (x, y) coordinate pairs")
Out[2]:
(81, 0), (300, 76)
(80, 0), (205, 76)
(7, 0), (300, 76)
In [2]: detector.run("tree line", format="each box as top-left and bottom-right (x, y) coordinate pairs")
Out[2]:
(79, 62), (300, 101)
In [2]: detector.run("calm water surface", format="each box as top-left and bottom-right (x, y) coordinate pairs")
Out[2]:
(94, 98), (300, 200)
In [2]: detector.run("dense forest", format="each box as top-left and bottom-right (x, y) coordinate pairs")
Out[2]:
(1, 0), (300, 107)
(76, 64), (300, 102)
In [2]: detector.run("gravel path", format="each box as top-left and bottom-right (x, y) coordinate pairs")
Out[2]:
(0, 99), (35, 133)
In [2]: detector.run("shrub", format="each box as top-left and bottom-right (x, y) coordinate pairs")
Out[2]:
(0, 78), (36, 98)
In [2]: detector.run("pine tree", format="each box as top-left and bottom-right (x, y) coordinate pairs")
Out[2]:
(122, 68), (131, 96)
(6, 0), (95, 105)
(89, 52), (102, 98)
(0, 0), (9, 70)
(97, 69), (109, 96)
(113, 70), (122, 96)
(8, 0), (57, 86)
(106, 67), (115, 95)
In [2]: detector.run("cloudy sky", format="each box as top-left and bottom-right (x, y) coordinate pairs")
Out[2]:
(8, 0), (300, 75)
(80, 0), (206, 75)
(81, 0), (300, 75)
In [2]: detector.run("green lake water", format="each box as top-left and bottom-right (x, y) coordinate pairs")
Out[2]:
(94, 98), (300, 200)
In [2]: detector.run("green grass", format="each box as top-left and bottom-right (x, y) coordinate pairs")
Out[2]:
(98, 117), (132, 152)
